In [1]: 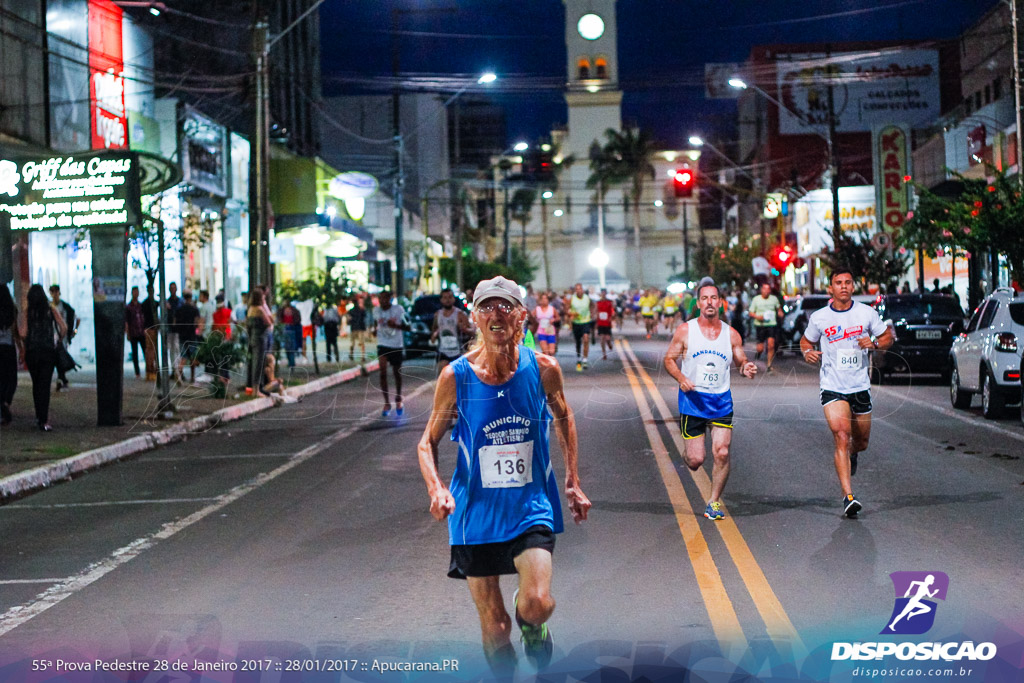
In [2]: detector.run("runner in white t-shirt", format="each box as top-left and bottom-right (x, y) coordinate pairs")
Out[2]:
(801, 268), (893, 518)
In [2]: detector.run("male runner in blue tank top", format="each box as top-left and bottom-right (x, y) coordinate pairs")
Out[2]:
(663, 277), (758, 521)
(417, 275), (591, 678)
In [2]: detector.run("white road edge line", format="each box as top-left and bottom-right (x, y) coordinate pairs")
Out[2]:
(0, 580), (67, 585)
(5, 498), (221, 509)
(0, 380), (435, 638)
(874, 386), (1024, 444)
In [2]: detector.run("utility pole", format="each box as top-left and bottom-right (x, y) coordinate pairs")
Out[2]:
(249, 17), (269, 293)
(1012, 0), (1024, 182)
(682, 198), (689, 276)
(826, 58), (841, 238)
(503, 170), (511, 267)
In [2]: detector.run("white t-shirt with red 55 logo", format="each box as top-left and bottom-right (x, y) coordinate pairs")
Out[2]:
(803, 302), (887, 393)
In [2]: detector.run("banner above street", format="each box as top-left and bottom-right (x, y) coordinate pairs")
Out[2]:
(0, 150), (141, 231)
(775, 49), (940, 135)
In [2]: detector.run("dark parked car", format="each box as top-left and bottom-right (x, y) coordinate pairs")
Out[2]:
(404, 294), (471, 356)
(780, 294), (831, 347)
(871, 294), (965, 382)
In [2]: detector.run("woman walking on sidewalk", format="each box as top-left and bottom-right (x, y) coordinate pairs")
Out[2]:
(246, 288), (274, 396)
(0, 285), (25, 426)
(23, 284), (67, 431)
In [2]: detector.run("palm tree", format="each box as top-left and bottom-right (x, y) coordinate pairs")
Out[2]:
(588, 127), (658, 286)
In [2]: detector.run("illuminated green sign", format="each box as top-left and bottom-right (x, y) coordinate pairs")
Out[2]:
(0, 150), (140, 231)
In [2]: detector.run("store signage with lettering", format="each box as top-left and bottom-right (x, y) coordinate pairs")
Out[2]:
(873, 124), (910, 230)
(0, 151), (140, 231)
(181, 106), (228, 197)
(89, 0), (128, 150)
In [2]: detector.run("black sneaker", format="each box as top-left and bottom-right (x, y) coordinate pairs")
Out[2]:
(513, 589), (553, 669)
(843, 493), (862, 517)
(850, 451), (859, 476)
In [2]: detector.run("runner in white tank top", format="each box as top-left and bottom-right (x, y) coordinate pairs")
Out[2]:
(663, 277), (757, 521)
(431, 289), (472, 373)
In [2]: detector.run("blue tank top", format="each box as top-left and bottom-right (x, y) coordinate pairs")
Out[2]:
(448, 346), (564, 545)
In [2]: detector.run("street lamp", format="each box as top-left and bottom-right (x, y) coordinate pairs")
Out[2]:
(729, 75), (841, 238)
(513, 141), (529, 153)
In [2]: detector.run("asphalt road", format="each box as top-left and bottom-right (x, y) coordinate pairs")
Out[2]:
(0, 322), (1021, 682)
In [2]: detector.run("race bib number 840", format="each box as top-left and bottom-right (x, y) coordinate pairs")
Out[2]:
(838, 348), (863, 371)
(479, 442), (534, 488)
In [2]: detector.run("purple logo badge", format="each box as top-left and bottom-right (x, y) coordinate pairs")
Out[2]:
(881, 571), (949, 635)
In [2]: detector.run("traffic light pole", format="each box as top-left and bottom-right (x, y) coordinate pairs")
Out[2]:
(682, 199), (689, 277)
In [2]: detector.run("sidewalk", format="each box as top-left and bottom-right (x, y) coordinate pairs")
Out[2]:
(0, 351), (379, 495)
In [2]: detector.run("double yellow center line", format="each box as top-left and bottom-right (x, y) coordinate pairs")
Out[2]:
(614, 338), (805, 658)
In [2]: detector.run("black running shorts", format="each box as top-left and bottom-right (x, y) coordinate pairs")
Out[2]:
(754, 326), (776, 343)
(820, 389), (872, 414)
(680, 413), (734, 439)
(571, 322), (592, 341)
(377, 345), (404, 367)
(448, 525), (555, 579)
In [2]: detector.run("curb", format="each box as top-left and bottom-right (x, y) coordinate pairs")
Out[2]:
(0, 360), (380, 503)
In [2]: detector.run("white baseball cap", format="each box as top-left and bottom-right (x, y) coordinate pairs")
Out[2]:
(472, 276), (524, 308)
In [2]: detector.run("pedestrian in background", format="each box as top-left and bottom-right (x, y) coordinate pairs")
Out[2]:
(348, 294), (368, 360)
(165, 282), (182, 370)
(48, 284), (77, 391)
(198, 290), (215, 341)
(0, 285), (24, 426)
(141, 285), (159, 381)
(212, 293), (233, 340)
(125, 286), (146, 378)
(175, 291), (201, 384)
(278, 301), (300, 368)
(322, 302), (341, 361)
(246, 288), (274, 396)
(23, 284), (67, 431)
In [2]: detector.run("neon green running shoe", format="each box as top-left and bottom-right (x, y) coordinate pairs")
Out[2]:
(512, 589), (553, 669)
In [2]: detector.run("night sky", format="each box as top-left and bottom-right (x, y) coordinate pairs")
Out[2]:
(320, 0), (1000, 149)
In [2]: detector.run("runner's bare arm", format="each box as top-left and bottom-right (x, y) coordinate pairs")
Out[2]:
(730, 326), (757, 378)
(800, 334), (821, 364)
(417, 365), (458, 521)
(538, 353), (590, 523)
(662, 323), (694, 391)
(857, 326), (895, 350)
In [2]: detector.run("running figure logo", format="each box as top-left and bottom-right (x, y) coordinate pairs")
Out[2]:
(881, 571), (949, 635)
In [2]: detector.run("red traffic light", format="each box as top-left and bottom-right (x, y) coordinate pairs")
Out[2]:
(768, 244), (795, 271)
(673, 169), (694, 198)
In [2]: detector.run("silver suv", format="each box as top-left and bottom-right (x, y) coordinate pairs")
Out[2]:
(949, 288), (1024, 419)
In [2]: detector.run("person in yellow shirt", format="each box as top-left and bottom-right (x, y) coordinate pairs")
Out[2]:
(660, 293), (680, 332)
(638, 289), (660, 339)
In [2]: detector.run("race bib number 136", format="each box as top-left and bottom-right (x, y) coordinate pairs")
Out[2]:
(479, 442), (534, 488)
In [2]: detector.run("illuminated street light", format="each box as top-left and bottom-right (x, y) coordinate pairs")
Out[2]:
(553, 209), (564, 217)
(728, 78), (748, 90)
(513, 141), (529, 152)
(688, 135), (704, 147)
(542, 190), (553, 199)
(588, 248), (609, 268)
(477, 72), (497, 84)
(654, 199), (663, 207)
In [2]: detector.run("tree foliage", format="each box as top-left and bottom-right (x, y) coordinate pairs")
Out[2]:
(439, 246), (536, 292)
(818, 225), (913, 292)
(691, 238), (756, 287)
(900, 165), (1024, 282)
